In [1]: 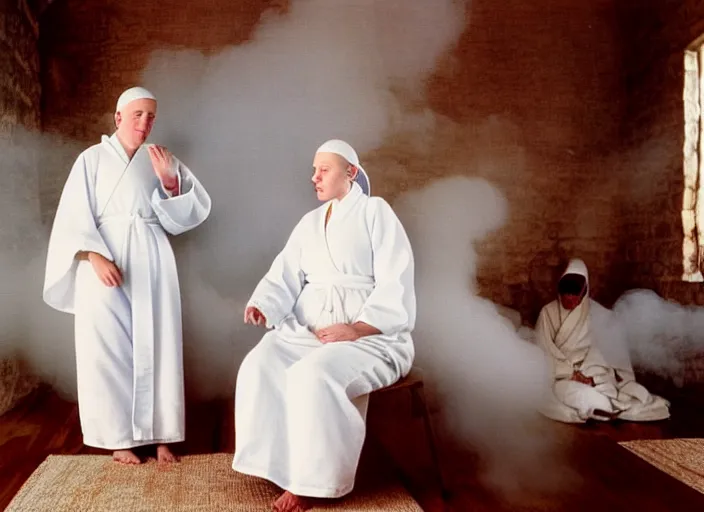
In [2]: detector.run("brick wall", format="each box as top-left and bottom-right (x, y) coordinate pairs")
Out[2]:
(0, 0), (42, 249)
(615, 1), (704, 297)
(0, 0), (40, 132)
(615, 1), (704, 383)
(37, 0), (625, 324)
(0, 0), (42, 414)
(616, 1), (704, 297)
(392, 0), (627, 323)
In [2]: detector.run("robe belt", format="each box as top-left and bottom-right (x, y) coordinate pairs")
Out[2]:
(98, 213), (160, 441)
(305, 274), (374, 313)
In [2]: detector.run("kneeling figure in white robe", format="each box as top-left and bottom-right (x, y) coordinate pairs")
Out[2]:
(535, 259), (670, 423)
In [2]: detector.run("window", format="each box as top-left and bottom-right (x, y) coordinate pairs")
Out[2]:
(683, 46), (704, 281)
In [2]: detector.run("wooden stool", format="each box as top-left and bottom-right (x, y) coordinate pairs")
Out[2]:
(372, 367), (449, 497)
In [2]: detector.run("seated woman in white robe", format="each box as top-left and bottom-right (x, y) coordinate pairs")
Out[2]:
(535, 259), (670, 423)
(232, 139), (415, 512)
(43, 87), (211, 464)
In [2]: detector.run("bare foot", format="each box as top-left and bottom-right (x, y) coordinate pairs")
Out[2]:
(273, 491), (311, 512)
(113, 450), (141, 465)
(157, 444), (178, 464)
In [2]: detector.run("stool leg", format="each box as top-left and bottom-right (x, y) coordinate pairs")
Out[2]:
(411, 385), (450, 499)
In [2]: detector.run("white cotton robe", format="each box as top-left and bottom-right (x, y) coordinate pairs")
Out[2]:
(232, 182), (415, 498)
(43, 134), (211, 449)
(535, 261), (670, 424)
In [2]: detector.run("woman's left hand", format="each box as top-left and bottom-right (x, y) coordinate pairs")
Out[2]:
(148, 145), (179, 194)
(314, 323), (360, 343)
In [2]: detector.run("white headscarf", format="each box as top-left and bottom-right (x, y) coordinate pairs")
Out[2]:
(315, 139), (371, 195)
(116, 86), (156, 112)
(553, 259), (591, 356)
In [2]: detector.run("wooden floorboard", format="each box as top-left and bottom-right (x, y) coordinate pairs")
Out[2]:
(2, 387), (704, 511)
(0, 387), (81, 509)
(445, 426), (704, 511)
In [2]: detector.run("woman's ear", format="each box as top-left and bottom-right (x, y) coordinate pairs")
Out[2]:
(347, 165), (359, 180)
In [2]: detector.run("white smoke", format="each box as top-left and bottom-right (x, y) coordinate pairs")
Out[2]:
(394, 173), (560, 494)
(0, 129), (79, 387)
(608, 289), (703, 387)
(137, 0), (468, 400)
(2, 1), (470, 394)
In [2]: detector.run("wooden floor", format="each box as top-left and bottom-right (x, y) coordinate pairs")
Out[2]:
(2, 385), (704, 511)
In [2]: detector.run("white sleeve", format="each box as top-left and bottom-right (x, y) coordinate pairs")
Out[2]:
(247, 219), (306, 328)
(535, 305), (573, 380)
(151, 159), (212, 235)
(43, 153), (114, 314)
(356, 198), (416, 334)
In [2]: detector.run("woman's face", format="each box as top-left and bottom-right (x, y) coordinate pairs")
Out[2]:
(311, 152), (356, 202)
(115, 98), (157, 151)
(558, 273), (587, 310)
(560, 293), (583, 310)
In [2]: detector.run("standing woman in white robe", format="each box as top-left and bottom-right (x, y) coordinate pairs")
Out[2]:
(535, 259), (670, 423)
(232, 139), (416, 512)
(43, 87), (212, 464)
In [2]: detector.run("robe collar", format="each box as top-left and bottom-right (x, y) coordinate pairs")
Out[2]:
(326, 181), (364, 222)
(101, 132), (140, 165)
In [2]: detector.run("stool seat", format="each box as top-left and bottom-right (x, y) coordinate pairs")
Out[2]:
(377, 367), (425, 393)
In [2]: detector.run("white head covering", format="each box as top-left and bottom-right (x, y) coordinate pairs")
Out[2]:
(558, 258), (589, 304)
(115, 86), (156, 112)
(315, 139), (371, 195)
(561, 258), (589, 287)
